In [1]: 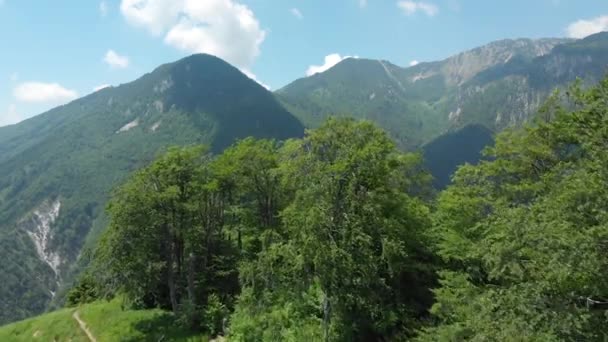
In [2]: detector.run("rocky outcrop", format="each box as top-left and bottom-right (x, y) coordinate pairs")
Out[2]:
(22, 200), (62, 278)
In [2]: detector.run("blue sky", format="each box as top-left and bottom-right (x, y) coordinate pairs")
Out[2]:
(1, 0), (608, 127)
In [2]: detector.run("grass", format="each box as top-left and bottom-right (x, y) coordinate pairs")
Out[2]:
(0, 298), (210, 342)
(0, 307), (88, 341)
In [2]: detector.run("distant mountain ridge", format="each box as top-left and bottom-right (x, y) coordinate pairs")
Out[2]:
(0, 54), (304, 325)
(277, 33), (608, 149)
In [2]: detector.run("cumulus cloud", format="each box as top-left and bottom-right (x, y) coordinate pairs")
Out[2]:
(566, 15), (608, 39)
(409, 60), (419, 66)
(120, 0), (182, 35)
(13, 82), (78, 103)
(104, 50), (130, 68)
(120, 0), (266, 71)
(93, 84), (111, 92)
(290, 8), (303, 19)
(0, 104), (21, 127)
(397, 1), (438, 17)
(306, 54), (354, 76)
(100, 1), (108, 17)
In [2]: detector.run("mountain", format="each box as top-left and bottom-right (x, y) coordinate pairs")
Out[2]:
(422, 124), (494, 189)
(277, 33), (608, 150)
(0, 54), (304, 325)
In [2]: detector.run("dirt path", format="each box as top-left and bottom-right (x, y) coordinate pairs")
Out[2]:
(72, 310), (97, 342)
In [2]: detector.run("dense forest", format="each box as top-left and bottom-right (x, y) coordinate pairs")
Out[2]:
(66, 77), (608, 341)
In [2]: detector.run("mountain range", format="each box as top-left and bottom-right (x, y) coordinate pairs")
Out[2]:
(1, 32), (608, 325)
(278, 34), (608, 150)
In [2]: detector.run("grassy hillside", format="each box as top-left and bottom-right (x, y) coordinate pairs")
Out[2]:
(0, 299), (209, 342)
(0, 307), (87, 341)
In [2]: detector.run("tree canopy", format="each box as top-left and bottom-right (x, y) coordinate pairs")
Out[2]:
(74, 77), (608, 341)
(418, 79), (608, 341)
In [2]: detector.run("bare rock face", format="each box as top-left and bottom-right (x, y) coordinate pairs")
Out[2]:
(23, 200), (62, 279)
(439, 38), (570, 86)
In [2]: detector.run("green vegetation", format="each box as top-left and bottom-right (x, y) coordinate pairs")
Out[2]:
(0, 307), (87, 341)
(0, 298), (209, 341)
(69, 118), (436, 340)
(0, 53), (303, 325)
(277, 33), (608, 150)
(276, 58), (451, 150)
(78, 299), (208, 341)
(418, 79), (608, 340)
(5, 76), (608, 340)
(88, 79), (608, 340)
(3, 32), (608, 337)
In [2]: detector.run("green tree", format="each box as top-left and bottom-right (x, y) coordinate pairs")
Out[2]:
(93, 146), (238, 332)
(231, 118), (435, 341)
(419, 79), (608, 341)
(212, 137), (285, 256)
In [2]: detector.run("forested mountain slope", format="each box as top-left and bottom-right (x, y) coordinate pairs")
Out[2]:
(0, 54), (304, 325)
(277, 33), (608, 150)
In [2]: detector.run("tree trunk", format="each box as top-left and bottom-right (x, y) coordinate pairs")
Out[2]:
(323, 292), (331, 342)
(167, 241), (179, 313)
(187, 252), (196, 305)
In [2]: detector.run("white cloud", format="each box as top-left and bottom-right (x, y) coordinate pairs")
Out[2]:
(10, 72), (18, 82)
(566, 15), (608, 39)
(306, 54), (354, 76)
(121, 0), (266, 70)
(290, 7), (303, 19)
(100, 1), (108, 16)
(93, 84), (111, 92)
(13, 82), (78, 103)
(121, 0), (183, 35)
(409, 60), (419, 66)
(397, 1), (438, 17)
(104, 50), (130, 68)
(359, 0), (367, 8)
(0, 104), (21, 127)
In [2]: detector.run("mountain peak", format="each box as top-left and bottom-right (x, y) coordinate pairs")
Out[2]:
(438, 37), (570, 85)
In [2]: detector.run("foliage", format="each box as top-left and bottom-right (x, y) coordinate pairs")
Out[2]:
(0, 53), (304, 325)
(230, 118), (436, 341)
(79, 118), (437, 340)
(66, 273), (101, 307)
(93, 146), (240, 331)
(418, 78), (608, 340)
